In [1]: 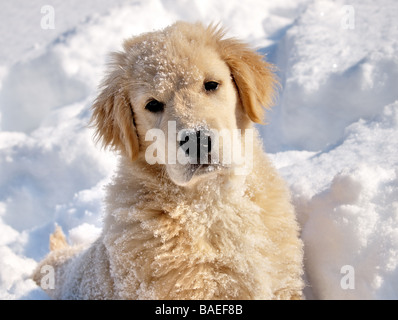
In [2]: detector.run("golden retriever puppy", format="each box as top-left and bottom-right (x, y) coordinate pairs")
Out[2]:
(32, 21), (304, 299)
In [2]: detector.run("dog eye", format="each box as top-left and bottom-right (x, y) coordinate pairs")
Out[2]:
(145, 99), (164, 113)
(204, 81), (219, 92)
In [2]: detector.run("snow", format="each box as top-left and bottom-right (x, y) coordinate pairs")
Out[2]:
(270, 102), (398, 299)
(0, 0), (397, 300)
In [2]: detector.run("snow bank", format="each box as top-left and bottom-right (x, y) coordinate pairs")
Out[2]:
(0, 0), (397, 300)
(272, 102), (398, 299)
(261, 0), (398, 152)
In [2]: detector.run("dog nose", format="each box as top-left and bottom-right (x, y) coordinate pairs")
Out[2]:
(179, 130), (212, 164)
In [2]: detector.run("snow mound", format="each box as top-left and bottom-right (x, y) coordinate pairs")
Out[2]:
(0, 53), (88, 133)
(261, 0), (398, 152)
(301, 164), (398, 299)
(272, 102), (398, 299)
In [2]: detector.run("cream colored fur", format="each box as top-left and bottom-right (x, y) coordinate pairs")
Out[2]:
(32, 21), (304, 300)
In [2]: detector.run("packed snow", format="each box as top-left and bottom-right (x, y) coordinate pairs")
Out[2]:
(0, 0), (397, 300)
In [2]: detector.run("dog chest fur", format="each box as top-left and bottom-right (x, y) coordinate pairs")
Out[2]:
(33, 138), (304, 299)
(98, 140), (303, 299)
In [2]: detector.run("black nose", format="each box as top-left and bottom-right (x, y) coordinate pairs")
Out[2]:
(179, 130), (212, 164)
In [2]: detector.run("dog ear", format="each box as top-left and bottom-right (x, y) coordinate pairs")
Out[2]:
(216, 32), (278, 124)
(90, 54), (139, 160)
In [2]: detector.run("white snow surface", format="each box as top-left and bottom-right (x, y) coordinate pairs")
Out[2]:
(0, 0), (397, 300)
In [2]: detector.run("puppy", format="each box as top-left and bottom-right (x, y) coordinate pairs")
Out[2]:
(33, 21), (304, 299)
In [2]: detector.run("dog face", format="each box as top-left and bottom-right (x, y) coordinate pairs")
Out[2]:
(91, 22), (277, 186)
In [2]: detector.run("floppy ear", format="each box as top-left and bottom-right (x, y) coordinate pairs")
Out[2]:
(90, 54), (139, 160)
(216, 33), (278, 124)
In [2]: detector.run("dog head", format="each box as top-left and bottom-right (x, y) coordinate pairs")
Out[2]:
(91, 22), (277, 186)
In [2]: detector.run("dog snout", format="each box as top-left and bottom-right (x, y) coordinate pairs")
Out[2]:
(179, 129), (212, 164)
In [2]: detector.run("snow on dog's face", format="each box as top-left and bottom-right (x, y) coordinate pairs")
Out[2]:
(91, 22), (277, 186)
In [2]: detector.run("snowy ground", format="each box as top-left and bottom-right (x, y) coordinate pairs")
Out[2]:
(0, 0), (397, 300)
